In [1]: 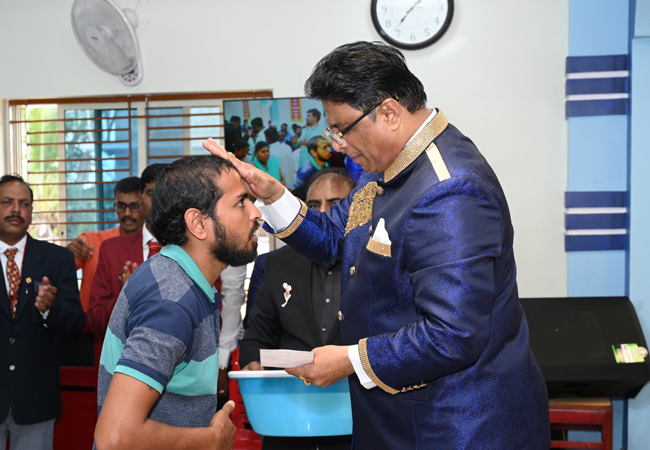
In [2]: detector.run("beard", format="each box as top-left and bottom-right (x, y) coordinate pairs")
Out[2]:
(210, 219), (259, 267)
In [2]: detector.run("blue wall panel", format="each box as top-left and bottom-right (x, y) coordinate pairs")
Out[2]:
(570, 0), (630, 55)
(567, 116), (628, 191)
(568, 251), (627, 297)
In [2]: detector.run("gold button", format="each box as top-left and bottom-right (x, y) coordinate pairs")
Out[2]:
(377, 186), (385, 196)
(350, 266), (356, 276)
(338, 311), (343, 321)
(9, 365), (15, 371)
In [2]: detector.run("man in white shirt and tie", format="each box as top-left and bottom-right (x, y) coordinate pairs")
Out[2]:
(0, 174), (85, 450)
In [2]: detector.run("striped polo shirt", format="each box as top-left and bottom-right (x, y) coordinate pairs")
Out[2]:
(97, 245), (220, 428)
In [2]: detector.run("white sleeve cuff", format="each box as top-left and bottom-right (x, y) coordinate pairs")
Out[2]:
(255, 188), (302, 233)
(348, 344), (376, 390)
(40, 310), (50, 320)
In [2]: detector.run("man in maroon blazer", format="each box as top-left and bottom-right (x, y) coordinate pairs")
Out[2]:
(86, 164), (167, 340)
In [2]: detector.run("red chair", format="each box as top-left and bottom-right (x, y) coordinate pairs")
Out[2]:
(549, 398), (612, 450)
(229, 347), (263, 450)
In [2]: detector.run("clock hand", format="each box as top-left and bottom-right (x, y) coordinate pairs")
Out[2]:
(396, 0), (423, 29)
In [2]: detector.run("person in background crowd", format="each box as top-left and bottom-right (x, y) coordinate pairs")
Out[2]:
(233, 139), (252, 164)
(252, 141), (285, 186)
(265, 127), (295, 189)
(94, 155), (259, 450)
(0, 174), (85, 450)
(224, 115), (243, 153)
(286, 124), (303, 151)
(86, 164), (168, 341)
(293, 137), (331, 189)
(67, 176), (144, 311)
(297, 108), (326, 166)
(242, 119), (251, 141)
(247, 117), (267, 152)
(240, 170), (356, 450)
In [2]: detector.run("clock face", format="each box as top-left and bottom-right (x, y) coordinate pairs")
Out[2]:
(371, 0), (454, 50)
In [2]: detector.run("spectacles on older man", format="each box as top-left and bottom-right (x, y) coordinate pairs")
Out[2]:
(324, 101), (383, 145)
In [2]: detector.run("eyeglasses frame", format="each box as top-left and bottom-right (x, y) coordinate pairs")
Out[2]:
(324, 101), (384, 145)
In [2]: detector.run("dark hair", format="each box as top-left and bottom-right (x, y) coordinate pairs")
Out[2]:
(264, 127), (279, 144)
(114, 176), (141, 196)
(291, 123), (298, 131)
(292, 167), (355, 202)
(233, 139), (249, 152)
(149, 156), (234, 246)
(307, 136), (322, 152)
(306, 108), (321, 121)
(0, 174), (33, 202)
(140, 163), (169, 192)
(307, 170), (356, 195)
(305, 41), (427, 114)
(254, 141), (269, 153)
(251, 117), (263, 128)
(229, 115), (241, 123)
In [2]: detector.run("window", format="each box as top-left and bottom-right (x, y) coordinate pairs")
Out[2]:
(8, 91), (272, 245)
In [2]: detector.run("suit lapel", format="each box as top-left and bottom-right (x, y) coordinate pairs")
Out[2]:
(292, 252), (324, 347)
(0, 268), (11, 320)
(14, 235), (43, 321)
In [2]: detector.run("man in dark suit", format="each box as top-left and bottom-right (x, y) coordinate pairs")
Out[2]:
(0, 175), (85, 450)
(239, 171), (355, 450)
(86, 164), (168, 340)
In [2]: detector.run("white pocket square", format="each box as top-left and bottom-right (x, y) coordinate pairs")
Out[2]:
(373, 218), (391, 245)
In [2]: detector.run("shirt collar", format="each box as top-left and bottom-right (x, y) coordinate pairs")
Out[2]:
(160, 244), (218, 302)
(383, 108), (449, 183)
(0, 234), (27, 256)
(142, 225), (155, 248)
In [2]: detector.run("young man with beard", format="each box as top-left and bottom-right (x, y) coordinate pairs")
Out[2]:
(67, 176), (144, 310)
(292, 137), (332, 189)
(94, 156), (260, 450)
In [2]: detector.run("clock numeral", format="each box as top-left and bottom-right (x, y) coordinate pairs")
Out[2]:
(434, 17), (440, 25)
(395, 29), (401, 37)
(410, 33), (417, 41)
(385, 19), (391, 28)
(381, 5), (387, 13)
(438, 4), (444, 11)
(424, 28), (430, 37)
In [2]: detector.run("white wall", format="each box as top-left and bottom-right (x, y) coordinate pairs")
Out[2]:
(0, 0), (569, 297)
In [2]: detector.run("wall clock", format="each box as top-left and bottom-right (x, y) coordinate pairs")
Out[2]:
(371, 0), (454, 50)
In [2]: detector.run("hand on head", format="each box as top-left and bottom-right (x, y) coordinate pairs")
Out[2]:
(202, 138), (286, 204)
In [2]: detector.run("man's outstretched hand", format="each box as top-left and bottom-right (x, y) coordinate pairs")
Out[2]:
(285, 345), (354, 387)
(202, 138), (285, 204)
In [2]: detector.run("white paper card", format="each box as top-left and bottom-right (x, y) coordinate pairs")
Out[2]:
(260, 349), (314, 368)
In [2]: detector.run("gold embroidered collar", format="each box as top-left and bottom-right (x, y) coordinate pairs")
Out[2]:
(383, 109), (449, 183)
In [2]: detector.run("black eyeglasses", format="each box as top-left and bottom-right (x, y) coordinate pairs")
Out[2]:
(324, 101), (383, 145)
(114, 201), (141, 212)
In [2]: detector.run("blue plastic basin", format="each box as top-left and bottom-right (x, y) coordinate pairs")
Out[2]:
(229, 370), (352, 437)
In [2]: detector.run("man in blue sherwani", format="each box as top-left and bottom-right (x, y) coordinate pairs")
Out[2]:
(204, 41), (550, 449)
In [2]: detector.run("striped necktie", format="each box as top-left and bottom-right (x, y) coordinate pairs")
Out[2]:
(147, 240), (162, 259)
(4, 248), (20, 318)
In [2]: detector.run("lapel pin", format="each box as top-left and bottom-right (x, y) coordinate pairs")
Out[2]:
(281, 282), (292, 308)
(26, 277), (32, 284)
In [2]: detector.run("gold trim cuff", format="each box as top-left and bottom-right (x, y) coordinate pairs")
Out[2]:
(359, 338), (399, 395)
(273, 200), (308, 239)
